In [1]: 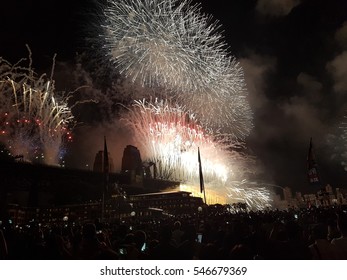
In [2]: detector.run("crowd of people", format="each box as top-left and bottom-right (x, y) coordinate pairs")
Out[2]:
(1, 205), (347, 260)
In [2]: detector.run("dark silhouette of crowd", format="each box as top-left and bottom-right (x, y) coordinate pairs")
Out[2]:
(1, 205), (347, 260)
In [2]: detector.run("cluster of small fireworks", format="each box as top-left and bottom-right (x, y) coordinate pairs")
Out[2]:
(0, 53), (74, 164)
(102, 0), (252, 138)
(102, 0), (272, 208)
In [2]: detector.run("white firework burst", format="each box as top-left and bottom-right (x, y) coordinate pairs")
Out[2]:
(102, 0), (253, 139)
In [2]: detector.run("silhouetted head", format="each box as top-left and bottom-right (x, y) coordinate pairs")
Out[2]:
(312, 223), (328, 240)
(159, 225), (172, 242)
(173, 221), (181, 230)
(134, 230), (146, 250)
(337, 212), (347, 236)
(82, 223), (97, 240)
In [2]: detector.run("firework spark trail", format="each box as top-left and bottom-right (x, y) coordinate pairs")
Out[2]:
(0, 55), (74, 164)
(227, 180), (274, 211)
(102, 0), (253, 139)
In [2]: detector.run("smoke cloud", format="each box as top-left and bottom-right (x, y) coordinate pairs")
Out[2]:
(327, 51), (347, 94)
(240, 54), (276, 111)
(255, 0), (301, 17)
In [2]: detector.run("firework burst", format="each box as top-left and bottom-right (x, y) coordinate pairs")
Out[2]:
(120, 99), (261, 205)
(102, 0), (253, 139)
(0, 53), (74, 164)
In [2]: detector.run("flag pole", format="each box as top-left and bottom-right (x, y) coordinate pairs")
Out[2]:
(102, 136), (109, 221)
(307, 137), (321, 187)
(102, 190), (105, 221)
(198, 147), (207, 204)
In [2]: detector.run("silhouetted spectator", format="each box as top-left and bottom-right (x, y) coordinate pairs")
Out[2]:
(45, 225), (72, 259)
(265, 220), (311, 260)
(177, 224), (200, 259)
(171, 221), (184, 246)
(309, 223), (338, 259)
(76, 223), (118, 260)
(150, 225), (177, 259)
(331, 213), (347, 259)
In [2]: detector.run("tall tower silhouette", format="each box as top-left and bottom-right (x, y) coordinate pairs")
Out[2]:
(121, 145), (143, 183)
(93, 151), (114, 173)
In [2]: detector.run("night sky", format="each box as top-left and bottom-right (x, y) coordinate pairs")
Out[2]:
(1, 0), (347, 192)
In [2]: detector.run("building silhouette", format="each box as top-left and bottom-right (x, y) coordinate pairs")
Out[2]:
(121, 145), (143, 184)
(93, 150), (114, 173)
